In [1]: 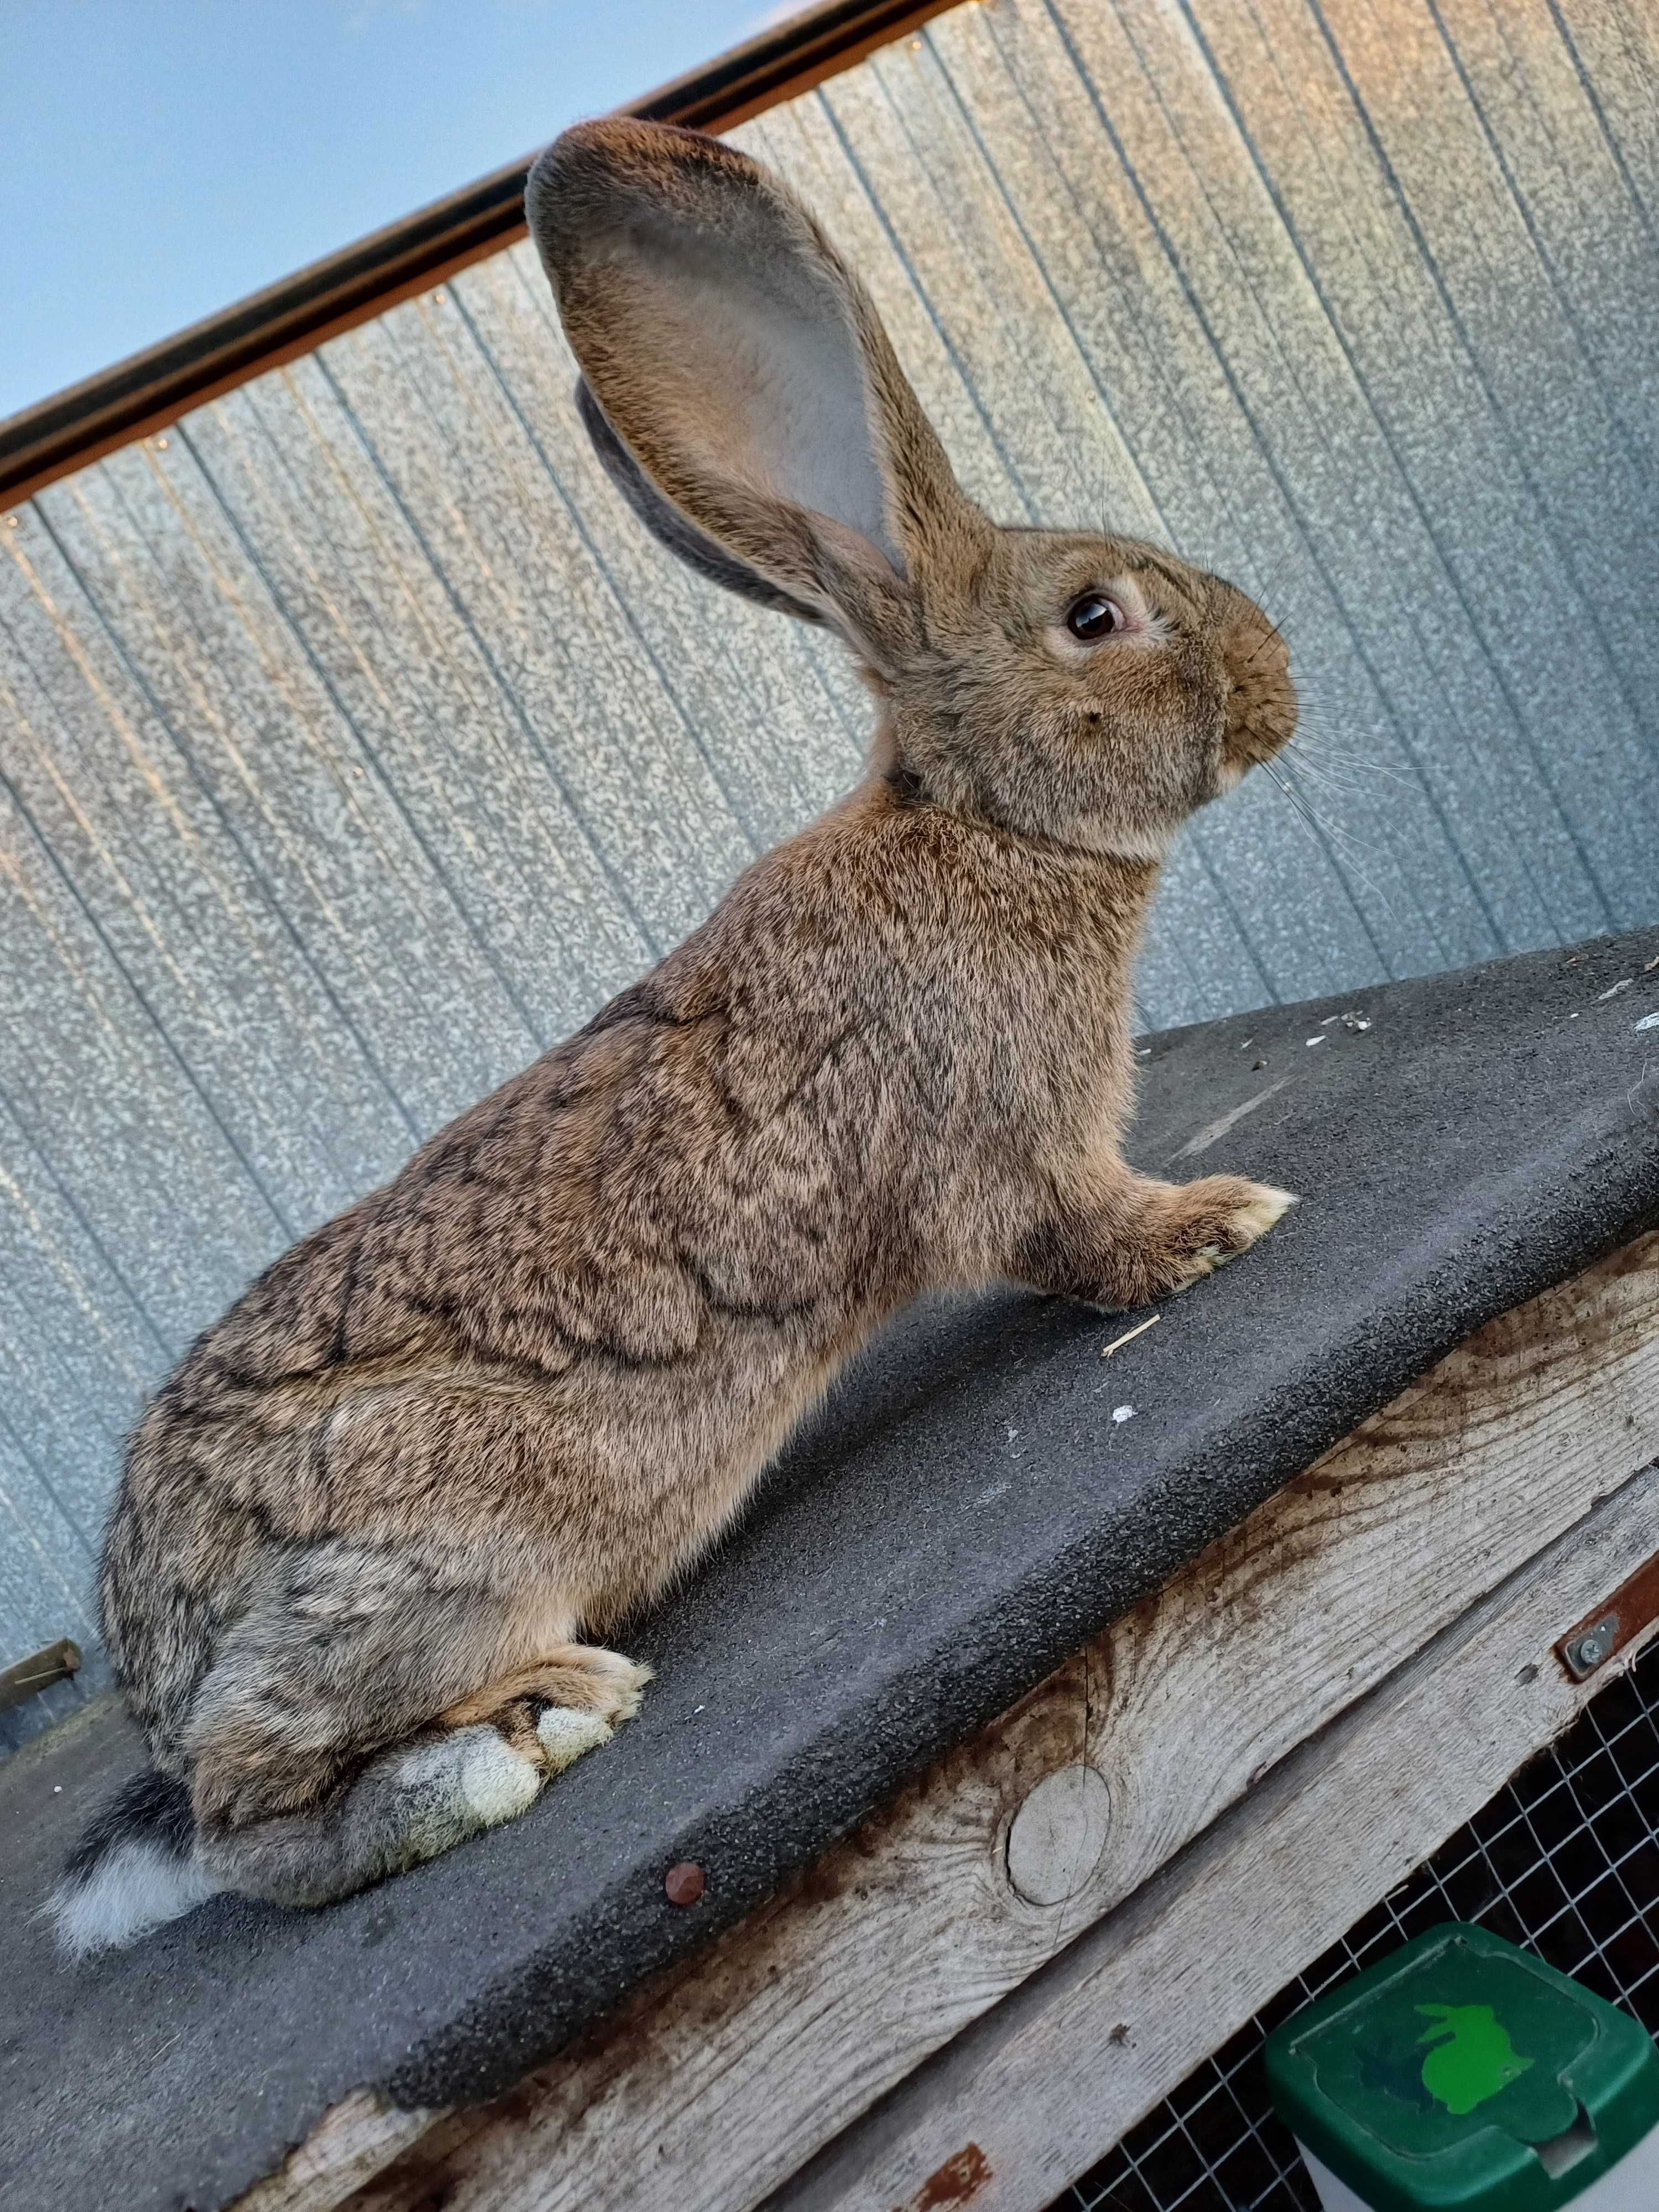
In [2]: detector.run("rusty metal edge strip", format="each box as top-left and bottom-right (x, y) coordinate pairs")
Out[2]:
(0, 0), (959, 512)
(1554, 1545), (1659, 1682)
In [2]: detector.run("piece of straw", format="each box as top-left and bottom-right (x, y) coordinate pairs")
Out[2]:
(1100, 1311), (1161, 1359)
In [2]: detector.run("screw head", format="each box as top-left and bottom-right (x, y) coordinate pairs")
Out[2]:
(664, 1860), (705, 1906)
(1566, 1614), (1620, 1677)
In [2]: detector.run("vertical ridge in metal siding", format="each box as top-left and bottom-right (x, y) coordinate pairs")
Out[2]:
(0, 761), (283, 1343)
(322, 312), (714, 952)
(173, 404), (555, 1066)
(1152, 0), (1627, 947)
(0, 1190), (140, 1564)
(0, 1403), (98, 1655)
(27, 459), (457, 1147)
(1547, 0), (1659, 247)
(1310, 4), (1659, 847)
(4, 0), (1659, 1685)
(1209, 1), (1652, 916)
(1439, 1), (1659, 488)
(3, 514), (416, 1220)
(1047, 2), (1548, 967)
(202, 363), (629, 1049)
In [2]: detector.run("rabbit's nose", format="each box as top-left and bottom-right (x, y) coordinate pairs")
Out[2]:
(1218, 592), (1297, 778)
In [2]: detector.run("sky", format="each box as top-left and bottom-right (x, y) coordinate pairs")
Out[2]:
(0, 0), (798, 422)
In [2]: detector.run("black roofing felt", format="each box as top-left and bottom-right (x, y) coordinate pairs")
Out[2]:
(4, 927), (1659, 2212)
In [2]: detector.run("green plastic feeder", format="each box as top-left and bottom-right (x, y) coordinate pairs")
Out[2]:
(1265, 1924), (1659, 2210)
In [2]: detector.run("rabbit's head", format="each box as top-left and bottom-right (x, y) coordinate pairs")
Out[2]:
(529, 119), (1294, 860)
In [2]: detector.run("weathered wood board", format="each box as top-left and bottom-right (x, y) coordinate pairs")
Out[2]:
(781, 1462), (1659, 2212)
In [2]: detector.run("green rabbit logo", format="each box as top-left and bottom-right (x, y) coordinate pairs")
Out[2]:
(1416, 2004), (1534, 2116)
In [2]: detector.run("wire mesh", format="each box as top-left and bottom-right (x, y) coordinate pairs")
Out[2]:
(1054, 1635), (1659, 2212)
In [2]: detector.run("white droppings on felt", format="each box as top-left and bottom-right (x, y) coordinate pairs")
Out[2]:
(1306, 1035), (1326, 1047)
(1637, 1012), (1659, 1032)
(1598, 979), (1633, 1001)
(1112, 1404), (1136, 1425)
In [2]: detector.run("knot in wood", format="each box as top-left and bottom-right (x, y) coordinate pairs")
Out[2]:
(1005, 1764), (1112, 1906)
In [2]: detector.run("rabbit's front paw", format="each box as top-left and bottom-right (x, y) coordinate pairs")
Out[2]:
(1162, 1176), (1297, 1295)
(455, 1645), (653, 1771)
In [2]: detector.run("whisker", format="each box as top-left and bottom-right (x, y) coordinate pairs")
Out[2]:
(1289, 751), (1409, 800)
(1244, 614), (1289, 672)
(1284, 727), (1418, 791)
(1261, 760), (1401, 924)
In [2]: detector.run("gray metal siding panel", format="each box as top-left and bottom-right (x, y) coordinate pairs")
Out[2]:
(2, 0), (1656, 1703)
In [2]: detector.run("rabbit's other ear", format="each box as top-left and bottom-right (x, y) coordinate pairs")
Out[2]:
(574, 377), (825, 621)
(528, 118), (989, 665)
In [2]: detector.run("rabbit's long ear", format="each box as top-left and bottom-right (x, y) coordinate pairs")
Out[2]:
(573, 376), (825, 621)
(527, 118), (987, 659)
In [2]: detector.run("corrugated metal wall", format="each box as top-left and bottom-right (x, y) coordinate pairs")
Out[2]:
(3, 0), (1657, 1728)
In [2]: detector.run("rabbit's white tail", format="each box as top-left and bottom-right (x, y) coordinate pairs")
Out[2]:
(50, 1768), (222, 1958)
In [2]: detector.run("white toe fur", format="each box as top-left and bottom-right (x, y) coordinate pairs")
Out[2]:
(1236, 1184), (1298, 1238)
(578, 1647), (654, 1723)
(1203, 1185), (1298, 1274)
(536, 1705), (614, 1773)
(451, 1725), (544, 1824)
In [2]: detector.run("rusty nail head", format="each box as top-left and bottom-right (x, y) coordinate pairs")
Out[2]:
(665, 1860), (705, 1906)
(1563, 1614), (1620, 1680)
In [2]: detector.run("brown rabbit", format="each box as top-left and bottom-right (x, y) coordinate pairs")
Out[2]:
(54, 117), (1296, 1956)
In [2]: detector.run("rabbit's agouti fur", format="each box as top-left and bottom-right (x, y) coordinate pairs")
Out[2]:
(54, 118), (1297, 1957)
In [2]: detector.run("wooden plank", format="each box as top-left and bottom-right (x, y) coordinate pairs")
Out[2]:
(234, 2096), (440, 2212)
(235, 1232), (1659, 2212)
(779, 1455), (1659, 2212)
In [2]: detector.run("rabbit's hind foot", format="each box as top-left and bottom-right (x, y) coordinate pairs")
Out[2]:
(395, 1723), (545, 1841)
(535, 1706), (615, 1771)
(189, 1650), (650, 1913)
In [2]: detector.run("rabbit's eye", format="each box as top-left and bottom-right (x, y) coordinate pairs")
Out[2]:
(1065, 593), (1125, 641)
